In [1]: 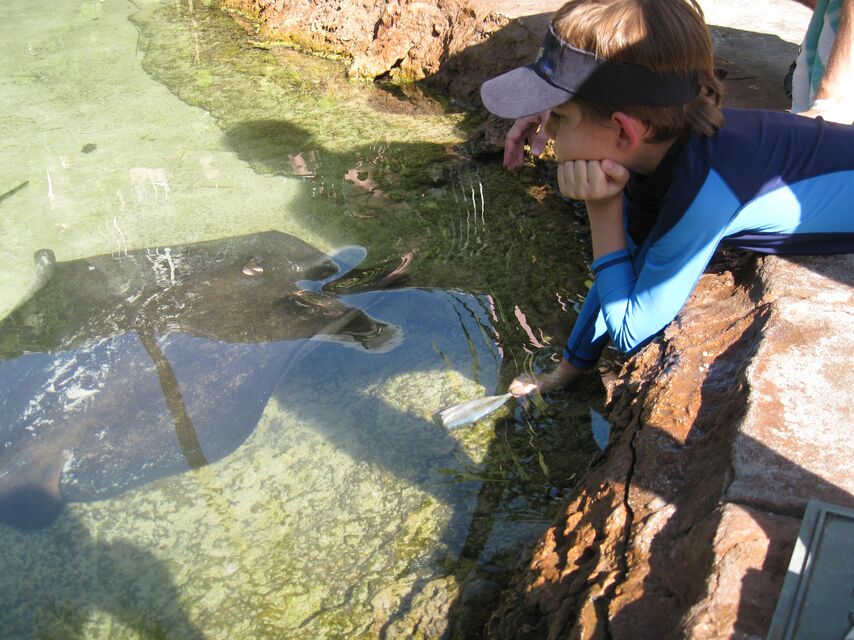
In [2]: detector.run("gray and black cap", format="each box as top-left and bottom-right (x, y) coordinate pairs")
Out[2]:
(481, 25), (700, 118)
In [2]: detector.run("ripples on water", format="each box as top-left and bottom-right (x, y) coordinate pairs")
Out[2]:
(0, 1), (604, 636)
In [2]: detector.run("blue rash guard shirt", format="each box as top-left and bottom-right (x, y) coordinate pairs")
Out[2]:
(564, 107), (854, 368)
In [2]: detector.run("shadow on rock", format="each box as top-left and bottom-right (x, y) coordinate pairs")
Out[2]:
(486, 252), (854, 639)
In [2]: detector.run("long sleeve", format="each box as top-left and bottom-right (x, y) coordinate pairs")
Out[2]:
(562, 279), (611, 369)
(593, 170), (741, 353)
(562, 108), (854, 364)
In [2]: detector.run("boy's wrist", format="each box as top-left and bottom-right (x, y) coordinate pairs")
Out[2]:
(584, 194), (624, 223)
(586, 197), (626, 259)
(584, 193), (624, 210)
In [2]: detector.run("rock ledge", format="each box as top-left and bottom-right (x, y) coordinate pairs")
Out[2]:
(488, 252), (854, 639)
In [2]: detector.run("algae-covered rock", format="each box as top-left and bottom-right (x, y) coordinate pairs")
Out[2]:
(220, 0), (509, 88)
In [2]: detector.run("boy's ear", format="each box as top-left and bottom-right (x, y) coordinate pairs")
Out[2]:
(611, 111), (648, 151)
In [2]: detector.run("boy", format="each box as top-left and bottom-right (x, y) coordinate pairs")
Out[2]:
(479, 0), (854, 396)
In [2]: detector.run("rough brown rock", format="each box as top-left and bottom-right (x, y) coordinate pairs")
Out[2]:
(489, 253), (854, 639)
(221, 0), (386, 57)
(220, 0), (522, 96)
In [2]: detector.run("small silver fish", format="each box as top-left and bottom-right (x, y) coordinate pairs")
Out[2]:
(437, 393), (512, 429)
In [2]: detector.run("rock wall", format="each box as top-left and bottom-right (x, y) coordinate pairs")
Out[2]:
(487, 251), (854, 639)
(218, 0), (542, 102)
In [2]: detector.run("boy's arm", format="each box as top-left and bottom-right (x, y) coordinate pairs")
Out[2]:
(555, 159), (629, 366)
(586, 199), (626, 259)
(593, 170), (740, 353)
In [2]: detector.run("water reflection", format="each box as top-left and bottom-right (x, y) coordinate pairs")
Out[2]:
(0, 229), (509, 635)
(0, 231), (408, 529)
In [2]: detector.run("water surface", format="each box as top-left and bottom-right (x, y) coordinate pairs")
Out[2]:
(0, 1), (602, 637)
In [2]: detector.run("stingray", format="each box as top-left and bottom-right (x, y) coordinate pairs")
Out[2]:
(0, 231), (408, 530)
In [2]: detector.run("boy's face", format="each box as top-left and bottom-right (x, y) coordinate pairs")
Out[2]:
(545, 101), (614, 163)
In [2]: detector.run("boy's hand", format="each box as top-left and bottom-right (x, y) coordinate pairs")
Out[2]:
(508, 360), (583, 397)
(557, 159), (629, 205)
(508, 374), (541, 396)
(504, 111), (550, 170)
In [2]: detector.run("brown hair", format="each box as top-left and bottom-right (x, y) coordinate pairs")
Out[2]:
(552, 0), (724, 141)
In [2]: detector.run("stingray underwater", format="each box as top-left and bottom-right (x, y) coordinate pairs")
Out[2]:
(0, 231), (408, 530)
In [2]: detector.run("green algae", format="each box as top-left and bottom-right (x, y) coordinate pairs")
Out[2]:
(0, 0), (312, 318)
(127, 1), (591, 334)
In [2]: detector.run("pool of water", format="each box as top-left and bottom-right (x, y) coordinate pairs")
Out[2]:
(0, 1), (604, 637)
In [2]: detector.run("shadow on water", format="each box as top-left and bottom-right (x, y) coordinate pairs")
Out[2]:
(0, 227), (600, 636)
(0, 230), (407, 527)
(0, 509), (204, 639)
(0, 236), (455, 632)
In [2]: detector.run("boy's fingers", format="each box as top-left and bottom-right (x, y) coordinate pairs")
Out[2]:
(503, 119), (531, 169)
(505, 116), (531, 143)
(504, 114), (548, 169)
(600, 159), (630, 184)
(558, 159), (627, 200)
(587, 160), (606, 190)
(529, 128), (548, 156)
(559, 161), (582, 197)
(503, 143), (523, 169)
(529, 124), (549, 156)
(529, 111), (550, 155)
(557, 160), (590, 199)
(572, 159), (588, 187)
